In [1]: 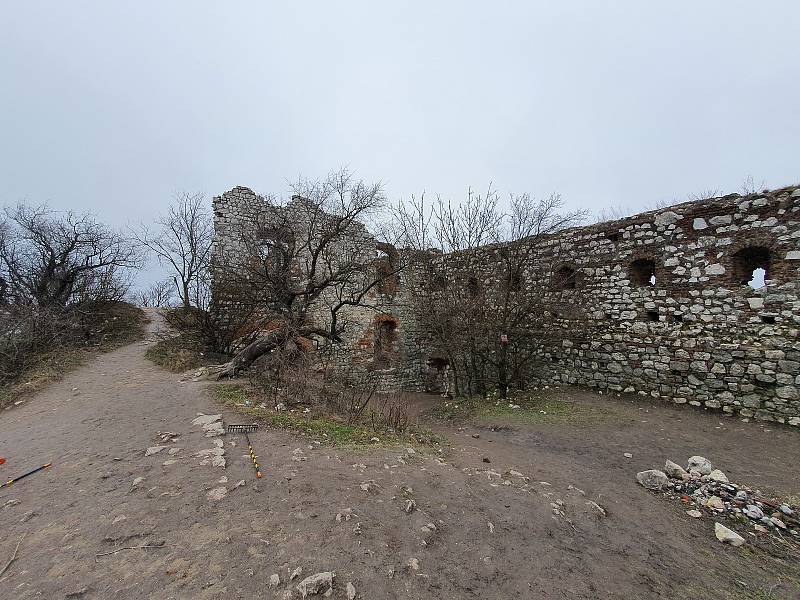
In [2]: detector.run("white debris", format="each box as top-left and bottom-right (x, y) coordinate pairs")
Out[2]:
(192, 413), (222, 426)
(145, 446), (168, 457)
(195, 447), (226, 468)
(346, 581), (356, 600)
(206, 487), (227, 501)
(269, 574), (281, 587)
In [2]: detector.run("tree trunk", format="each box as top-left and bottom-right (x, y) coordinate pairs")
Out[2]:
(182, 281), (191, 309)
(213, 329), (286, 379)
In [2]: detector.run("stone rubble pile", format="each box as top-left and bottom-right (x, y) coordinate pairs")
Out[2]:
(637, 455), (798, 542)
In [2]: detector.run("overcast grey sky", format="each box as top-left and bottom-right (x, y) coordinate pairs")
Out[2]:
(2, 2), (798, 285)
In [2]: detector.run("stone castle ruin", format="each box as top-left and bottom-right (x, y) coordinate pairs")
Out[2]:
(212, 184), (800, 426)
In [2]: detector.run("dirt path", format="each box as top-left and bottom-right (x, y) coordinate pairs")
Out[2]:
(0, 314), (798, 599)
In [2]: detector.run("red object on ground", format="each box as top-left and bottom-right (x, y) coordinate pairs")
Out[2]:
(0, 457), (5, 465)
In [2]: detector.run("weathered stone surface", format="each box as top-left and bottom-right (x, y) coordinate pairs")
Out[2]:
(708, 469), (728, 483)
(296, 572), (335, 598)
(687, 456), (712, 475)
(192, 413), (222, 426)
(664, 460), (687, 479)
(636, 469), (668, 491)
(714, 522), (744, 546)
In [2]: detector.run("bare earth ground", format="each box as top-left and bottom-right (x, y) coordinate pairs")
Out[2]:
(1, 315), (799, 600)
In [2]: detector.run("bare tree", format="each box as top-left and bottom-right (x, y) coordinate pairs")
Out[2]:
(134, 279), (175, 308)
(211, 168), (403, 378)
(0, 204), (139, 307)
(135, 192), (213, 309)
(394, 187), (584, 398)
(0, 203), (141, 388)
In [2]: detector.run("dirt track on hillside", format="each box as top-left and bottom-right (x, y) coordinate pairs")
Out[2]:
(1, 314), (798, 599)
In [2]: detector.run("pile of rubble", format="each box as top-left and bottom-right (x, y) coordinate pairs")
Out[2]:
(636, 456), (798, 544)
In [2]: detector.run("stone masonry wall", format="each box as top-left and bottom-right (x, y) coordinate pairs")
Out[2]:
(212, 184), (800, 426)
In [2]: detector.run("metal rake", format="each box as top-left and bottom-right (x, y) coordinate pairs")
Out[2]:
(225, 423), (262, 478)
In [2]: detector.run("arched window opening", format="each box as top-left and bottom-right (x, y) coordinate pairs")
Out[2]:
(553, 265), (577, 290)
(374, 319), (398, 369)
(630, 259), (656, 287)
(732, 247), (770, 289)
(467, 276), (480, 297)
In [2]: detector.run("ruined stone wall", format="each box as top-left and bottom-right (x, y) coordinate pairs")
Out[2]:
(212, 184), (800, 425)
(416, 186), (800, 425)
(211, 186), (424, 388)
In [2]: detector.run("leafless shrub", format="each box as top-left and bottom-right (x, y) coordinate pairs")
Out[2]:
(133, 280), (175, 308)
(687, 188), (721, 202)
(369, 392), (412, 432)
(741, 175), (767, 195)
(322, 367), (381, 424)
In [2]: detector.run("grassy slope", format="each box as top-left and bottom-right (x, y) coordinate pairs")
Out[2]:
(0, 302), (148, 410)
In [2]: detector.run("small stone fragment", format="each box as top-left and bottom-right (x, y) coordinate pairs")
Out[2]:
(206, 487), (227, 501)
(404, 499), (416, 514)
(708, 469), (728, 483)
(714, 522), (744, 546)
(705, 496), (725, 511)
(623, 452), (632, 459)
(145, 446), (168, 457)
(295, 571), (335, 598)
(269, 574), (281, 588)
(290, 567), (303, 581)
(405, 557), (419, 571)
(686, 509), (702, 518)
(664, 460), (688, 479)
(346, 582), (356, 600)
(770, 517), (787, 530)
(360, 480), (379, 493)
(743, 505), (764, 520)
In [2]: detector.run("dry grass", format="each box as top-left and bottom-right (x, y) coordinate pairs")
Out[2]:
(213, 383), (444, 448)
(145, 307), (226, 373)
